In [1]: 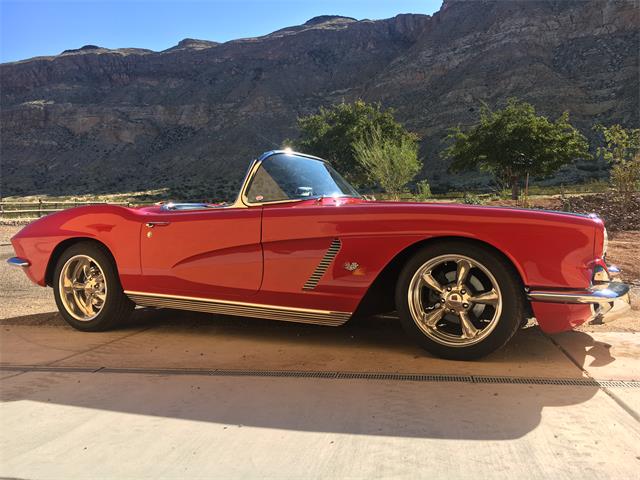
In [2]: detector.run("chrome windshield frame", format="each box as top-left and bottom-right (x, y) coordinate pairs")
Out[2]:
(231, 150), (358, 208)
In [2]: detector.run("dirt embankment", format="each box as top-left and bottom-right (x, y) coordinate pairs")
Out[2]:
(485, 193), (640, 232)
(607, 231), (640, 282)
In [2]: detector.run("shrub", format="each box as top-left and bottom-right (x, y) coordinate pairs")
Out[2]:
(594, 124), (640, 195)
(415, 179), (432, 200)
(462, 193), (483, 205)
(352, 127), (422, 200)
(296, 100), (418, 187)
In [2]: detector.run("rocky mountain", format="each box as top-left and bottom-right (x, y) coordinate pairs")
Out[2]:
(1, 0), (638, 199)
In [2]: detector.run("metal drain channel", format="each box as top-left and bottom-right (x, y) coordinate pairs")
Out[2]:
(1, 365), (638, 388)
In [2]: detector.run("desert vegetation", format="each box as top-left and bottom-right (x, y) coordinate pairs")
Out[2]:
(3, 99), (638, 231)
(294, 100), (420, 188)
(291, 99), (639, 230)
(444, 98), (590, 200)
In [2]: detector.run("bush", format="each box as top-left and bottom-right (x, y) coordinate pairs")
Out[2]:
(594, 124), (640, 196)
(415, 179), (432, 200)
(296, 100), (418, 187)
(461, 193), (483, 205)
(353, 127), (422, 199)
(610, 154), (640, 195)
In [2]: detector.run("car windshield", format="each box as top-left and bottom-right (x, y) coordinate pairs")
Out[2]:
(244, 153), (361, 204)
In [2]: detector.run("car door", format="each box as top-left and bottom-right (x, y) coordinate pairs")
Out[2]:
(139, 207), (263, 298)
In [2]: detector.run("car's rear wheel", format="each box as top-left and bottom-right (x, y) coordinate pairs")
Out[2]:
(395, 241), (525, 360)
(53, 241), (133, 331)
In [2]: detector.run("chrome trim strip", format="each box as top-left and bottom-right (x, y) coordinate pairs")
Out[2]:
(528, 281), (630, 305)
(7, 257), (30, 267)
(124, 290), (351, 326)
(145, 221), (171, 228)
(230, 158), (260, 208)
(303, 238), (342, 291)
(234, 150), (337, 208)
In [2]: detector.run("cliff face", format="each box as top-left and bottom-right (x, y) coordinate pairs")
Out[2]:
(1, 1), (638, 198)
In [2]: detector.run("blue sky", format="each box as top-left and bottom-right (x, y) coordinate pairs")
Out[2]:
(0, 0), (442, 63)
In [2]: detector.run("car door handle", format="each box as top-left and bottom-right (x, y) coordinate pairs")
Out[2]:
(145, 222), (171, 228)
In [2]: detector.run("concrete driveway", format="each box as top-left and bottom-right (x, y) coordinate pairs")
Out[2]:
(1, 239), (639, 478)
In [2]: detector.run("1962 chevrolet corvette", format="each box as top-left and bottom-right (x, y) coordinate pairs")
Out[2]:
(8, 150), (631, 359)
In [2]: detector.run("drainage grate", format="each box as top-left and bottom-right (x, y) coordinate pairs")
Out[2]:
(0, 365), (99, 373)
(335, 372), (474, 382)
(0, 365), (637, 388)
(594, 380), (632, 388)
(213, 370), (338, 379)
(100, 367), (213, 376)
(473, 376), (602, 387)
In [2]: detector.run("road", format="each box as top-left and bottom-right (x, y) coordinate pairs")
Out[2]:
(1, 231), (639, 479)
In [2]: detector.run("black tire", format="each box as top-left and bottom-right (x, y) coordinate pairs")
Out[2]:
(53, 241), (133, 331)
(395, 240), (525, 360)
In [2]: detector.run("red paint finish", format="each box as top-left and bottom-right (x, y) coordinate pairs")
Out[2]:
(137, 207), (262, 297)
(10, 205), (142, 286)
(10, 198), (605, 333)
(531, 302), (594, 333)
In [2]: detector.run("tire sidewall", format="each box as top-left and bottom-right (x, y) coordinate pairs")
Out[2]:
(395, 241), (524, 360)
(53, 241), (126, 332)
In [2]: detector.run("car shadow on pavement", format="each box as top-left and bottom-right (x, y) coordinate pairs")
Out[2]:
(0, 367), (604, 441)
(552, 331), (616, 369)
(0, 309), (615, 440)
(553, 330), (617, 368)
(0, 308), (587, 371)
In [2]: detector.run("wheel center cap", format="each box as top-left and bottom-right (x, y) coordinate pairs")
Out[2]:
(444, 290), (468, 311)
(446, 293), (462, 306)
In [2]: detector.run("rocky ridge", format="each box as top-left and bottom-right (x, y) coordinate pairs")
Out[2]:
(1, 0), (638, 199)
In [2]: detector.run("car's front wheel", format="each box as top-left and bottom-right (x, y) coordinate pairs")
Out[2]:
(395, 241), (525, 360)
(53, 241), (133, 331)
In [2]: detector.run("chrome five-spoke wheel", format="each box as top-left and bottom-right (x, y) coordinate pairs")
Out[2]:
(396, 241), (524, 360)
(58, 254), (108, 321)
(408, 254), (502, 347)
(53, 241), (133, 331)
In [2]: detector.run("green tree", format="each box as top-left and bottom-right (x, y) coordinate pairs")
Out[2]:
(352, 127), (422, 200)
(296, 100), (418, 186)
(444, 98), (590, 199)
(594, 124), (640, 194)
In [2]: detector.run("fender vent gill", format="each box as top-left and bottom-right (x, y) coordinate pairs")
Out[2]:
(303, 238), (342, 291)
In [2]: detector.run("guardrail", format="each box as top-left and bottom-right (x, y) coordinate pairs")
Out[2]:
(0, 200), (135, 220)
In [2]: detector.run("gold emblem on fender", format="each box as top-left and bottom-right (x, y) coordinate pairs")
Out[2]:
(147, 231), (153, 238)
(344, 262), (359, 272)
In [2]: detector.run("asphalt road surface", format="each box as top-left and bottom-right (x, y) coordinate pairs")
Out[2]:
(1, 236), (639, 479)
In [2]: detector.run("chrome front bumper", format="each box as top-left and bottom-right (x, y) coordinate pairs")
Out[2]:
(528, 281), (631, 324)
(7, 257), (30, 267)
(528, 281), (630, 305)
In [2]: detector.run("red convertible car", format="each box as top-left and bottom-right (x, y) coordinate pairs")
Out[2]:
(8, 150), (631, 359)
